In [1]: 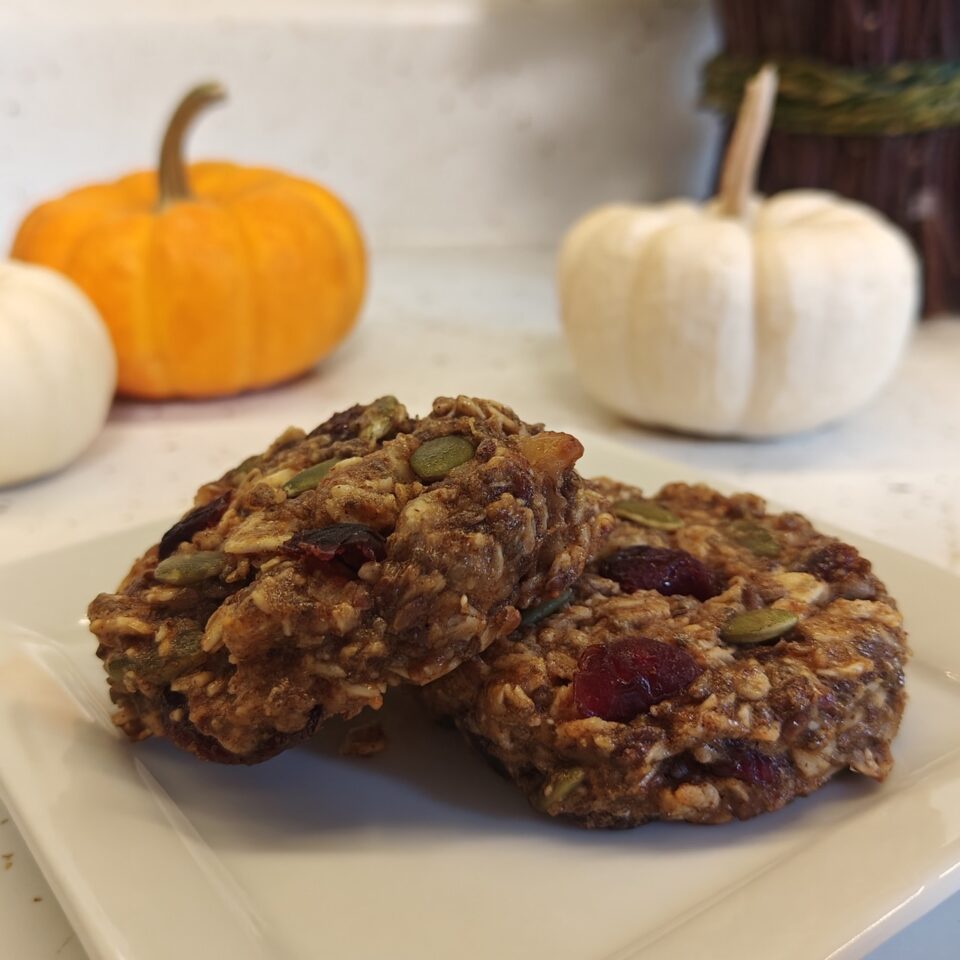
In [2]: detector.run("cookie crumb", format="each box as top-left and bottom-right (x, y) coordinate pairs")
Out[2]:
(33, 896), (42, 902)
(2, 852), (13, 871)
(339, 722), (387, 758)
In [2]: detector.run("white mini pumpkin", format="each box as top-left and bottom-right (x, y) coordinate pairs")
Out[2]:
(0, 261), (116, 485)
(558, 67), (919, 437)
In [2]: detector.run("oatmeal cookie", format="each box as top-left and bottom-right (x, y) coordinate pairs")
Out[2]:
(89, 397), (607, 763)
(422, 479), (908, 827)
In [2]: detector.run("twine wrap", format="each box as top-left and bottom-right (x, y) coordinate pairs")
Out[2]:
(703, 55), (960, 135)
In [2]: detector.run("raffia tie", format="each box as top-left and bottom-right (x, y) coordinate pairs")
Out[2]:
(703, 55), (960, 135)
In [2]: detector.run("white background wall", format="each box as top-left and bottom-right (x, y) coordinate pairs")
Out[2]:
(0, 0), (718, 250)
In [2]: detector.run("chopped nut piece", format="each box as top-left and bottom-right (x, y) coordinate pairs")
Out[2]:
(515, 431), (583, 481)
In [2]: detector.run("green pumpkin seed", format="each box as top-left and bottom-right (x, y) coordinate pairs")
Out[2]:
(154, 629), (206, 682)
(359, 396), (405, 442)
(721, 608), (798, 646)
(726, 519), (781, 558)
(154, 551), (226, 585)
(106, 653), (138, 682)
(539, 767), (586, 810)
(106, 628), (205, 684)
(109, 652), (163, 684)
(611, 498), (682, 531)
(157, 630), (202, 678)
(167, 627), (203, 659)
(410, 435), (475, 481)
(282, 458), (340, 498)
(520, 590), (574, 627)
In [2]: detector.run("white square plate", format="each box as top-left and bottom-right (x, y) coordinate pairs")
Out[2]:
(2, 436), (960, 960)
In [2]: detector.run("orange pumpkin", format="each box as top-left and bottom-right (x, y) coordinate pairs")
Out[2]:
(12, 83), (365, 399)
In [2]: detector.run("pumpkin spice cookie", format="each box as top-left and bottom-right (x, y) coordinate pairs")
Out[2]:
(89, 396), (607, 764)
(422, 479), (908, 828)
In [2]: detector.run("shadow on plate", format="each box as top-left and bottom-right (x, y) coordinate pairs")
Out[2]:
(65, 686), (888, 858)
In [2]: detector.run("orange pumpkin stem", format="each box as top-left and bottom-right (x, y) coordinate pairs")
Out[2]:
(716, 65), (778, 219)
(157, 82), (227, 208)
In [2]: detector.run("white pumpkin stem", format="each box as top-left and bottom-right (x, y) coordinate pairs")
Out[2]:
(716, 65), (778, 218)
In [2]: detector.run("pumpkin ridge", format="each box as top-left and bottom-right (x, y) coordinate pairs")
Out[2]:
(281, 176), (366, 320)
(70, 211), (158, 397)
(219, 200), (259, 390)
(301, 192), (359, 361)
(190, 162), (282, 203)
(151, 201), (253, 397)
(59, 209), (131, 277)
(115, 172), (158, 213)
(239, 186), (347, 385)
(12, 192), (126, 269)
(57, 212), (157, 398)
(744, 223), (762, 427)
(225, 197), (285, 386)
(293, 191), (356, 353)
(140, 214), (169, 397)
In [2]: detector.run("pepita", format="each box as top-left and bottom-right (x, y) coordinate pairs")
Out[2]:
(520, 590), (574, 627)
(359, 395), (405, 442)
(154, 551), (226, 585)
(106, 628), (204, 684)
(721, 608), (798, 646)
(539, 767), (586, 809)
(611, 498), (682, 530)
(726, 519), (780, 558)
(410, 435), (475, 481)
(282, 458), (340, 498)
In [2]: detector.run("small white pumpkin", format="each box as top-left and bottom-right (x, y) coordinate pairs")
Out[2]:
(0, 261), (116, 486)
(558, 67), (919, 437)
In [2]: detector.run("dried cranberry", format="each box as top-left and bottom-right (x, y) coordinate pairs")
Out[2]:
(158, 493), (230, 560)
(282, 523), (386, 572)
(599, 546), (723, 601)
(573, 637), (702, 723)
(802, 542), (869, 582)
(710, 742), (781, 785)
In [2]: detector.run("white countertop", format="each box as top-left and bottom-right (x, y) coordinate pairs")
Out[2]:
(2, 247), (960, 958)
